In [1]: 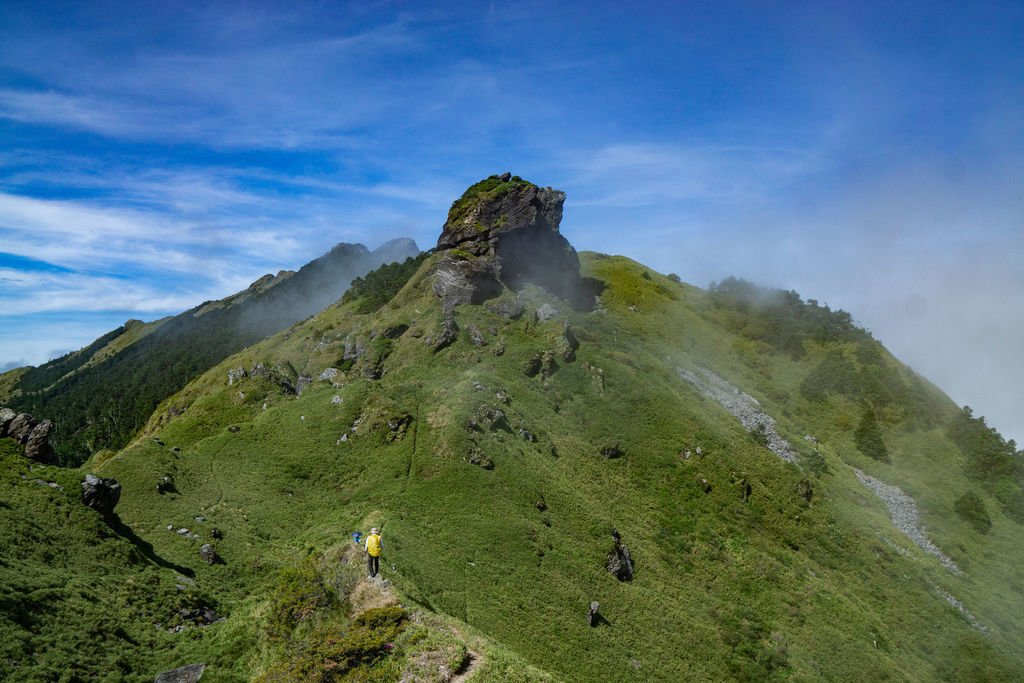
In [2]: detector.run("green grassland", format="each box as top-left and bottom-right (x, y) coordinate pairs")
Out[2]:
(3, 252), (1022, 680)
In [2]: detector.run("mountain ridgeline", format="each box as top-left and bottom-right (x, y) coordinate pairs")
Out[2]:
(2, 239), (419, 464)
(1, 174), (1023, 681)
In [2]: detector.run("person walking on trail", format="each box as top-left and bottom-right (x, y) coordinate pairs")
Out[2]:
(364, 527), (383, 578)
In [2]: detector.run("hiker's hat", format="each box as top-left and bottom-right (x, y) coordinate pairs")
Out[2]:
(371, 527), (379, 534)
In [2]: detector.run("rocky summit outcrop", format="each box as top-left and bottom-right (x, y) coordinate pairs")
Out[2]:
(433, 174), (590, 311)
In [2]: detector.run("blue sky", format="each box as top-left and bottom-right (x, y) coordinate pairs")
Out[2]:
(1, 1), (1022, 441)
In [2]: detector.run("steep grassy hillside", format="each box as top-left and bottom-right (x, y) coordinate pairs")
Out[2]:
(57, 249), (1022, 681)
(4, 240), (419, 464)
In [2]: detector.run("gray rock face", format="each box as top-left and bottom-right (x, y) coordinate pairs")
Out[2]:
(295, 375), (312, 395)
(227, 367), (246, 385)
(432, 175), (588, 310)
(432, 253), (504, 313)
(24, 420), (55, 463)
(343, 337), (365, 362)
(432, 315), (458, 353)
(7, 413), (38, 443)
(82, 474), (121, 517)
(154, 663), (206, 683)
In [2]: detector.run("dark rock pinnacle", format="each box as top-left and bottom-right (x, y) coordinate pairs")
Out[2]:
(432, 174), (593, 312)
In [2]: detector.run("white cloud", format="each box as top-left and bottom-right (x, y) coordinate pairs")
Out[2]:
(562, 142), (824, 208)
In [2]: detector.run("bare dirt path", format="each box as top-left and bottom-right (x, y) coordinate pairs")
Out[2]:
(451, 649), (483, 682)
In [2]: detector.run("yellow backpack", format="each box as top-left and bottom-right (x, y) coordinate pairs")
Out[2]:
(365, 533), (382, 557)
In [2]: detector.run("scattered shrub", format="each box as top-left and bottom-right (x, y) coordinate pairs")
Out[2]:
(267, 556), (336, 638)
(954, 491), (992, 533)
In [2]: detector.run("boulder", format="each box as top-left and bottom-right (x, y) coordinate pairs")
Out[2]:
(587, 601), (601, 627)
(600, 443), (623, 459)
(23, 420), (55, 463)
(467, 325), (487, 347)
(432, 315), (458, 352)
(556, 321), (579, 362)
(487, 296), (525, 319)
(178, 606), (218, 626)
(606, 529), (634, 581)
(382, 324), (409, 339)
(157, 475), (175, 494)
(467, 447), (494, 470)
(154, 663), (206, 683)
(537, 303), (558, 322)
(227, 367), (246, 385)
(199, 544), (221, 565)
(386, 413), (414, 442)
(539, 351), (559, 380)
(82, 474), (121, 517)
(522, 352), (543, 377)
(0, 407), (16, 436)
(295, 375), (312, 395)
(7, 413), (38, 443)
(798, 478), (814, 502)
(471, 405), (509, 432)
(319, 367), (340, 382)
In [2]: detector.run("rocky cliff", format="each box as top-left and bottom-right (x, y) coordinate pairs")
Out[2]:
(432, 173), (591, 311)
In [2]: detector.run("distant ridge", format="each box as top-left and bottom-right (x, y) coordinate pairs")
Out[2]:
(3, 238), (420, 463)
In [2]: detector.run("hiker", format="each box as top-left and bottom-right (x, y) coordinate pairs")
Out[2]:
(364, 527), (383, 578)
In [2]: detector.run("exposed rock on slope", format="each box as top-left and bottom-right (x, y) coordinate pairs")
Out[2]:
(854, 469), (961, 574)
(82, 473), (121, 517)
(433, 174), (589, 310)
(0, 407), (55, 463)
(678, 367), (798, 464)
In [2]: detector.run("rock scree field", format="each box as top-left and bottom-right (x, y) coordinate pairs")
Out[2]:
(2, 174), (1023, 681)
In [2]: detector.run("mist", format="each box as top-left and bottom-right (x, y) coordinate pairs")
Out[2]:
(606, 152), (1024, 444)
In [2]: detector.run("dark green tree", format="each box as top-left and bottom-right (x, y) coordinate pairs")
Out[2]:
(954, 490), (992, 533)
(854, 406), (889, 462)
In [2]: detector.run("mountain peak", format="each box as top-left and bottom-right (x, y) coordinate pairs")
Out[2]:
(433, 173), (584, 310)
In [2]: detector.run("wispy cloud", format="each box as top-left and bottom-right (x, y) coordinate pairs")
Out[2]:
(562, 142), (825, 208)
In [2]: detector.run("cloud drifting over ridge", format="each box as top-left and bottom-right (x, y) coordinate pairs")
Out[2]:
(0, 1), (1022, 441)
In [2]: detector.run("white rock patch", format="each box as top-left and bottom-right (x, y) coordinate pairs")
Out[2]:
(854, 468), (961, 575)
(677, 366), (798, 464)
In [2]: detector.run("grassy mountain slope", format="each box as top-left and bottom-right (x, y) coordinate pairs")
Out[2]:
(3, 239), (419, 465)
(31, 250), (1017, 681)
